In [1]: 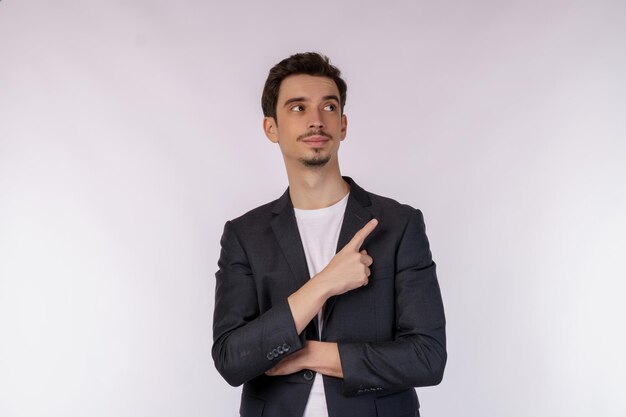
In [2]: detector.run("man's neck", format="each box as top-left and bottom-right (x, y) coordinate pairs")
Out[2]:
(286, 165), (350, 210)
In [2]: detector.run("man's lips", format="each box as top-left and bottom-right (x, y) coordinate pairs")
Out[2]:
(302, 135), (330, 144)
(301, 135), (330, 143)
(302, 137), (329, 148)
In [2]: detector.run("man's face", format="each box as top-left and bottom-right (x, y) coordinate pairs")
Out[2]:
(263, 74), (347, 168)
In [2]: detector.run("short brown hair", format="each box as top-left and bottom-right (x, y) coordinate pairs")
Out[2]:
(261, 52), (347, 120)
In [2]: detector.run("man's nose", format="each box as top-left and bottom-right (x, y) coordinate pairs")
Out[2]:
(308, 110), (325, 129)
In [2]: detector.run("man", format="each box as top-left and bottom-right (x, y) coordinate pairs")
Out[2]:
(212, 52), (446, 417)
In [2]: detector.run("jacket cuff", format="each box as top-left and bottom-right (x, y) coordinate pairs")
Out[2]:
(261, 298), (304, 363)
(337, 342), (383, 396)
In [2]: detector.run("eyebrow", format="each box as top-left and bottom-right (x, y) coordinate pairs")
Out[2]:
(282, 95), (340, 108)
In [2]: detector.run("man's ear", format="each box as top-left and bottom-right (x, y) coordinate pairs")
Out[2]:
(263, 117), (279, 143)
(340, 113), (348, 141)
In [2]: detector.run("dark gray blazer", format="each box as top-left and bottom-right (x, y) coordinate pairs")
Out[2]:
(212, 176), (446, 417)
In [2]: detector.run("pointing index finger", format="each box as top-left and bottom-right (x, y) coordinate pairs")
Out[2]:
(349, 218), (378, 251)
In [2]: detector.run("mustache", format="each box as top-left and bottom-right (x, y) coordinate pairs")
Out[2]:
(297, 130), (333, 141)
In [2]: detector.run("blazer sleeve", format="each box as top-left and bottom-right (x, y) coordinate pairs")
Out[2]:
(337, 208), (447, 396)
(211, 220), (304, 387)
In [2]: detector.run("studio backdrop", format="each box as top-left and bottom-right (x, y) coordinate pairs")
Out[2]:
(1, 1), (625, 416)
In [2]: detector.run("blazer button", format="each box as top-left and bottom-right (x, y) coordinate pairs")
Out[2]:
(303, 370), (314, 381)
(282, 343), (290, 352)
(277, 345), (284, 354)
(266, 352), (273, 360)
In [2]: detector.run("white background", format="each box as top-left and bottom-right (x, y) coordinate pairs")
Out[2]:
(1, 1), (625, 416)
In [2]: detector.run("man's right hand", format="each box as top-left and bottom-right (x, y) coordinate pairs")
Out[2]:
(287, 218), (378, 335)
(314, 218), (378, 296)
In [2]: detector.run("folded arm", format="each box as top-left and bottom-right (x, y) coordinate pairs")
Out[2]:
(211, 221), (306, 386)
(338, 209), (446, 396)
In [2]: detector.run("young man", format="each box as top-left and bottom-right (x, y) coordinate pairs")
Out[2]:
(212, 52), (446, 417)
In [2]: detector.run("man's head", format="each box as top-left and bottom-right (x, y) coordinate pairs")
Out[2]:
(262, 52), (347, 121)
(262, 53), (348, 170)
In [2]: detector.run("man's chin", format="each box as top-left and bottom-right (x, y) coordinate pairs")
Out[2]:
(299, 155), (331, 168)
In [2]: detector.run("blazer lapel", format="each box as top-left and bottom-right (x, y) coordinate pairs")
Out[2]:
(270, 187), (319, 339)
(323, 177), (373, 332)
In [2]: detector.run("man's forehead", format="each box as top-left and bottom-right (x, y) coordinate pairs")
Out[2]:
(278, 74), (339, 101)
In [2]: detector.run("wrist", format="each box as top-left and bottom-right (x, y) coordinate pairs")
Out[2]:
(310, 271), (335, 299)
(302, 341), (320, 370)
(305, 341), (343, 378)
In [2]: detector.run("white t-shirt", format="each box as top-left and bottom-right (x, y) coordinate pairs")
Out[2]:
(294, 191), (349, 417)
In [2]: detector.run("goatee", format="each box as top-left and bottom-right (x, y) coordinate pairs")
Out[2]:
(299, 154), (331, 168)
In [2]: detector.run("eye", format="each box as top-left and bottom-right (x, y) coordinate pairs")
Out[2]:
(323, 103), (337, 111)
(290, 104), (304, 112)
